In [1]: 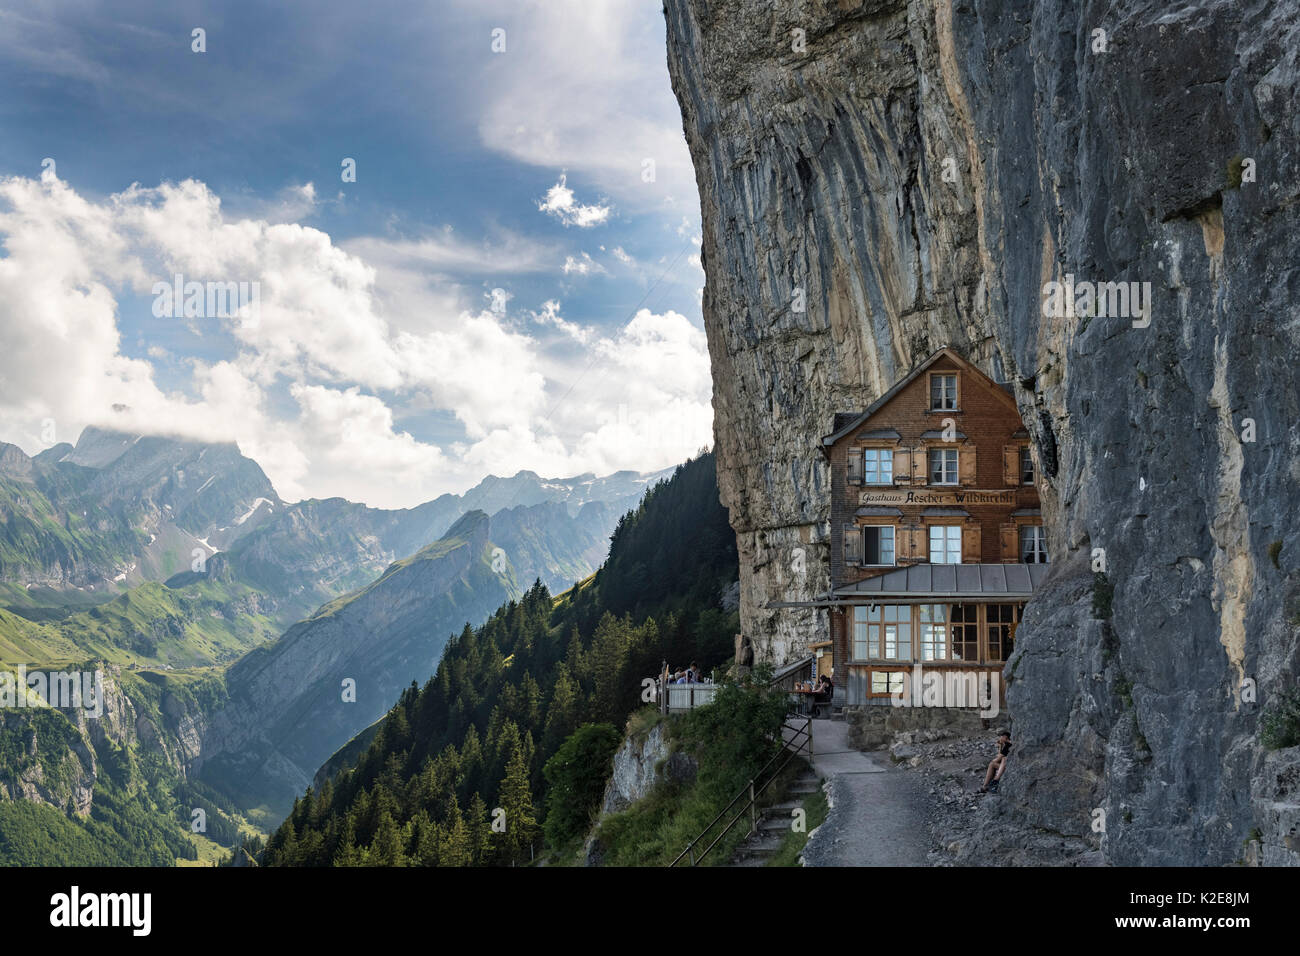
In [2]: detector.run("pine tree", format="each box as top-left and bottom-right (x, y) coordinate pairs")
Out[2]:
(564, 626), (585, 683)
(496, 747), (538, 865)
(277, 821), (299, 867)
(368, 810), (406, 867)
(439, 796), (472, 867)
(518, 672), (542, 729)
(589, 613), (631, 722)
(333, 811), (360, 867)
(411, 811), (439, 866)
(466, 792), (491, 865)
(542, 663), (579, 758)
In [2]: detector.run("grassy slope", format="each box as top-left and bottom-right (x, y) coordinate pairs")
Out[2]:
(0, 579), (279, 670)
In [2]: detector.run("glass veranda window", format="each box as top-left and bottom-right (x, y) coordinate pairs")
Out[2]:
(853, 605), (911, 660)
(951, 604), (979, 661)
(919, 604), (948, 660)
(987, 604), (1019, 661)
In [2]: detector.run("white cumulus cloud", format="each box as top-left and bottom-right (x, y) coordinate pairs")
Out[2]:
(538, 174), (611, 228)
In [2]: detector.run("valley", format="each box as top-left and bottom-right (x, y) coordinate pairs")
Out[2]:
(0, 423), (673, 863)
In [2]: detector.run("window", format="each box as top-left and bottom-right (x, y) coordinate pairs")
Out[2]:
(853, 606), (869, 660)
(863, 448), (893, 484)
(988, 604), (1019, 661)
(929, 525), (962, 564)
(1020, 446), (1034, 485)
(951, 604), (979, 661)
(928, 448), (958, 485)
(870, 671), (907, 697)
(930, 373), (957, 410)
(864, 526), (895, 566)
(853, 605), (912, 661)
(919, 604), (948, 661)
(1020, 525), (1048, 564)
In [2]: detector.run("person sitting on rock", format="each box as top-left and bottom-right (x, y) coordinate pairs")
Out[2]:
(978, 731), (1012, 793)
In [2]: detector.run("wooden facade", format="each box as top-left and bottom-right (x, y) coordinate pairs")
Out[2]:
(821, 348), (1046, 707)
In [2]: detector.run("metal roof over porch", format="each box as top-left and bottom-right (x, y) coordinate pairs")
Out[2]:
(830, 562), (1050, 599)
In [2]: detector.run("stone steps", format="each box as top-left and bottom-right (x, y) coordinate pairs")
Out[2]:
(725, 773), (823, 865)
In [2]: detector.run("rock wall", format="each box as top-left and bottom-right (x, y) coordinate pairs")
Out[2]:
(665, 0), (1300, 864)
(0, 663), (218, 818)
(596, 720), (697, 817)
(582, 719), (697, 865)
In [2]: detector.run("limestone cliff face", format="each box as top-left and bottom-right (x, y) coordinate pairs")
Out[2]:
(665, 0), (1300, 865)
(0, 664), (218, 818)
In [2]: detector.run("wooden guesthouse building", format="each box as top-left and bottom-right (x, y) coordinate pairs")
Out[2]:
(820, 348), (1047, 707)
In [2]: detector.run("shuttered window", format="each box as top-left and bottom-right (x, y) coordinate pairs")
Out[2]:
(847, 449), (863, 484)
(864, 526), (895, 566)
(1003, 444), (1021, 486)
(843, 526), (862, 565)
(894, 447), (912, 483)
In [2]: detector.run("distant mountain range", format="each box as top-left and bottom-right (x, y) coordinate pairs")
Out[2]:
(0, 425), (670, 639)
(0, 425), (678, 851)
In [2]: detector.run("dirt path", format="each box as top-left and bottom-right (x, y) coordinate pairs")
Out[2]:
(800, 719), (932, 867)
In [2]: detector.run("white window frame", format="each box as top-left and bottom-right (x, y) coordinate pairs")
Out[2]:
(928, 448), (959, 485)
(1020, 524), (1048, 564)
(929, 525), (962, 564)
(918, 604), (949, 661)
(930, 373), (958, 410)
(863, 447), (893, 485)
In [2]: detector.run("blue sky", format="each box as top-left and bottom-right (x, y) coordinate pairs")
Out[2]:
(0, 0), (710, 507)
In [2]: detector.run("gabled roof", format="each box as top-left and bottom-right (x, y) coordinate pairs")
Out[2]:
(821, 347), (1016, 452)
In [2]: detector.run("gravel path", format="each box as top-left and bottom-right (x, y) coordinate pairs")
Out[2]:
(801, 719), (932, 867)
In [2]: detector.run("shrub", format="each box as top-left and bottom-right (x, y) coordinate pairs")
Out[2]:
(1260, 687), (1300, 751)
(1092, 572), (1114, 620)
(594, 675), (792, 866)
(542, 723), (622, 852)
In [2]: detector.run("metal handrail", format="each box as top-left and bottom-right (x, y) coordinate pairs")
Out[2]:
(669, 713), (813, 867)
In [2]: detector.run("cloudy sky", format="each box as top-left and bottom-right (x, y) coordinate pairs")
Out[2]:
(0, 0), (711, 508)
